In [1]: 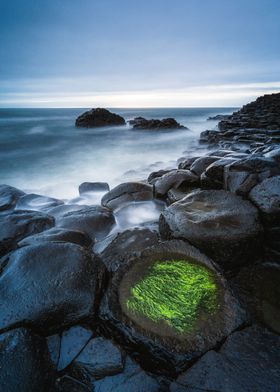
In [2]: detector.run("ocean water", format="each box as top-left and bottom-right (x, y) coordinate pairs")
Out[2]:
(0, 108), (235, 199)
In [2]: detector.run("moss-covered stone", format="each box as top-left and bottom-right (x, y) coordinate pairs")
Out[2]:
(126, 260), (218, 333)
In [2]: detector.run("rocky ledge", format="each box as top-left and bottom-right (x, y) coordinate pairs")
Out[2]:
(1, 93), (280, 391)
(75, 108), (126, 128)
(129, 116), (187, 130)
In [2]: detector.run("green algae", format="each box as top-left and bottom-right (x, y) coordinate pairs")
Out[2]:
(126, 260), (218, 333)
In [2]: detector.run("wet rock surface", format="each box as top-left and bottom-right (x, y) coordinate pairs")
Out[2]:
(79, 182), (110, 195)
(159, 190), (263, 270)
(154, 170), (199, 198)
(0, 184), (25, 211)
(0, 328), (55, 392)
(0, 242), (105, 333)
(129, 116), (187, 130)
(16, 193), (64, 211)
(75, 108), (125, 128)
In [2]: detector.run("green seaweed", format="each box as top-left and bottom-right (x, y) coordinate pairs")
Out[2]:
(126, 260), (218, 333)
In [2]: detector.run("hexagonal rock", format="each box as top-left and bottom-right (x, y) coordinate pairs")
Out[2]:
(189, 156), (220, 177)
(56, 206), (116, 241)
(159, 190), (263, 270)
(99, 240), (245, 376)
(249, 175), (280, 225)
(0, 210), (54, 257)
(0, 184), (25, 211)
(0, 242), (106, 333)
(101, 182), (153, 210)
(0, 328), (56, 392)
(154, 170), (198, 198)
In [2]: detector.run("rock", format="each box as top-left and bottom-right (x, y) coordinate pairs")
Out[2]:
(178, 156), (199, 170)
(189, 156), (220, 176)
(47, 333), (61, 367)
(99, 227), (159, 272)
(16, 193), (64, 212)
(170, 326), (280, 392)
(0, 242), (105, 333)
(264, 146), (280, 162)
(200, 157), (237, 190)
(147, 169), (171, 185)
(0, 210), (54, 256)
(79, 182), (110, 195)
(159, 190), (263, 270)
(55, 375), (91, 392)
(91, 357), (161, 392)
(249, 176), (280, 225)
(101, 182), (153, 210)
(75, 108), (125, 128)
(232, 263), (280, 333)
(167, 188), (192, 204)
(0, 328), (55, 392)
(56, 206), (116, 241)
(154, 170), (199, 198)
(224, 156), (280, 196)
(47, 204), (90, 219)
(0, 184), (25, 211)
(129, 117), (187, 130)
(58, 326), (93, 371)
(18, 227), (93, 248)
(100, 240), (245, 376)
(73, 337), (124, 379)
(207, 114), (231, 121)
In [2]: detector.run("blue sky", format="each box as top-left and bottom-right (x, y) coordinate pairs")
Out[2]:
(0, 0), (280, 107)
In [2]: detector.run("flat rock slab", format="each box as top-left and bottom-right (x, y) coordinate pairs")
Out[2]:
(74, 337), (124, 379)
(0, 210), (54, 256)
(170, 325), (280, 392)
(56, 206), (116, 241)
(0, 328), (55, 392)
(100, 240), (245, 376)
(102, 182), (153, 210)
(0, 242), (105, 333)
(160, 189), (263, 270)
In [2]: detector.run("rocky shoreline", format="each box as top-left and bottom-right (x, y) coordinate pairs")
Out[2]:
(0, 93), (280, 391)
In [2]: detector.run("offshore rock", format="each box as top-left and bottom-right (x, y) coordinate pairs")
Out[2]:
(75, 108), (125, 128)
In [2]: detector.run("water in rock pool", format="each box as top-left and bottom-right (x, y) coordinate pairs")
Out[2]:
(0, 108), (235, 201)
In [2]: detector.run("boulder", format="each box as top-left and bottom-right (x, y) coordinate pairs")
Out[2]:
(0, 328), (55, 392)
(101, 182), (153, 210)
(56, 206), (116, 241)
(178, 156), (199, 170)
(159, 190), (263, 270)
(154, 170), (199, 198)
(147, 169), (171, 185)
(79, 182), (110, 195)
(129, 117), (186, 130)
(0, 210), (54, 256)
(189, 156), (220, 176)
(0, 242), (105, 333)
(224, 156), (280, 196)
(75, 108), (125, 128)
(100, 240), (245, 376)
(47, 334), (61, 367)
(232, 263), (280, 333)
(16, 193), (64, 212)
(18, 227), (93, 248)
(47, 204), (90, 219)
(99, 227), (159, 272)
(0, 184), (25, 211)
(170, 326), (280, 392)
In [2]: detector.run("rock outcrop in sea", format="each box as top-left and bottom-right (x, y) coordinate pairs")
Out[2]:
(0, 92), (280, 391)
(75, 108), (126, 128)
(129, 116), (187, 130)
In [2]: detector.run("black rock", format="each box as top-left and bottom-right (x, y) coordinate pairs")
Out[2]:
(0, 184), (25, 211)
(129, 117), (187, 130)
(0, 210), (54, 256)
(57, 326), (93, 371)
(207, 114), (231, 121)
(101, 182), (153, 210)
(0, 242), (105, 333)
(170, 326), (280, 392)
(189, 156), (220, 177)
(178, 156), (199, 170)
(47, 333), (61, 367)
(147, 169), (171, 185)
(0, 328), (55, 392)
(159, 190), (263, 270)
(73, 336), (124, 379)
(56, 206), (116, 241)
(16, 193), (64, 212)
(75, 108), (125, 128)
(154, 170), (199, 198)
(100, 240), (245, 376)
(55, 375), (91, 392)
(18, 227), (93, 248)
(79, 182), (110, 195)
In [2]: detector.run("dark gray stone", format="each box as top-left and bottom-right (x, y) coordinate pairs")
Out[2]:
(16, 193), (64, 211)
(0, 184), (25, 211)
(154, 170), (198, 197)
(189, 156), (220, 176)
(75, 108), (125, 128)
(0, 328), (55, 392)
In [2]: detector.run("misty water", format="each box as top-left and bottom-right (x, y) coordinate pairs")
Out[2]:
(0, 108), (234, 201)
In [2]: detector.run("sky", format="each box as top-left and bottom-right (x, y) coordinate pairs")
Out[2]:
(0, 0), (280, 108)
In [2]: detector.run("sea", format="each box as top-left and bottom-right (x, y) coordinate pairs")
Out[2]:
(0, 108), (235, 200)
